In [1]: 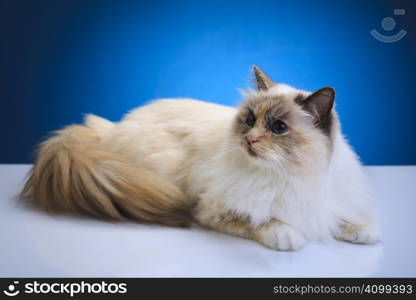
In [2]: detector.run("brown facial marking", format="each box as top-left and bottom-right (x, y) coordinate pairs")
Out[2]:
(264, 105), (291, 131)
(235, 94), (306, 163)
(234, 87), (335, 170)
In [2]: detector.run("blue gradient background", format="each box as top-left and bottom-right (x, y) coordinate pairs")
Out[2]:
(1, 0), (415, 164)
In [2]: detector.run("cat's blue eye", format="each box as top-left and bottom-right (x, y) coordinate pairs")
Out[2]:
(246, 111), (255, 127)
(271, 120), (288, 134)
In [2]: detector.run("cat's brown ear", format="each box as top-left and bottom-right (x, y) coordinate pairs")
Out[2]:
(253, 65), (275, 91)
(301, 87), (335, 125)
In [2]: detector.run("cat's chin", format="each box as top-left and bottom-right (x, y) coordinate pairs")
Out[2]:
(239, 143), (260, 159)
(238, 144), (274, 168)
(237, 140), (260, 159)
(235, 138), (279, 169)
(246, 146), (258, 158)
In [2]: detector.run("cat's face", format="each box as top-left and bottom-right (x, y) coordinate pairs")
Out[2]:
(233, 66), (335, 170)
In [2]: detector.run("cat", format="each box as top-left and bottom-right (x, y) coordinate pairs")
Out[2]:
(22, 66), (381, 251)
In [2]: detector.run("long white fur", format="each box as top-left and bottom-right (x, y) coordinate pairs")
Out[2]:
(89, 84), (380, 249)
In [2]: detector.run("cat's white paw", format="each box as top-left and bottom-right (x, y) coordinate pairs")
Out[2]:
(256, 223), (307, 251)
(338, 223), (382, 244)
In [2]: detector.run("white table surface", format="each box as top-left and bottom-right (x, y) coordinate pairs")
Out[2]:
(0, 164), (415, 277)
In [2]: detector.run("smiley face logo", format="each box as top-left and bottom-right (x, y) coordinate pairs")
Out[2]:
(371, 9), (407, 43)
(3, 281), (20, 297)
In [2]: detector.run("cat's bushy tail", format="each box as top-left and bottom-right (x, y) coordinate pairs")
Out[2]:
(21, 123), (192, 227)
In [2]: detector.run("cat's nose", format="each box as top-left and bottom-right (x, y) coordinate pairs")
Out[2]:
(246, 136), (260, 145)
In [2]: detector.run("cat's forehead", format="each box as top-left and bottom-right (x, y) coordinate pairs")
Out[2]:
(244, 88), (309, 119)
(246, 95), (291, 114)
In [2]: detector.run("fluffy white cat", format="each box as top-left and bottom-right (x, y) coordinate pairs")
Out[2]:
(22, 66), (381, 250)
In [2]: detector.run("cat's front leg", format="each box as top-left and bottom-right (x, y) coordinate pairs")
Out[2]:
(194, 204), (307, 250)
(254, 219), (308, 251)
(194, 208), (257, 241)
(335, 219), (381, 244)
